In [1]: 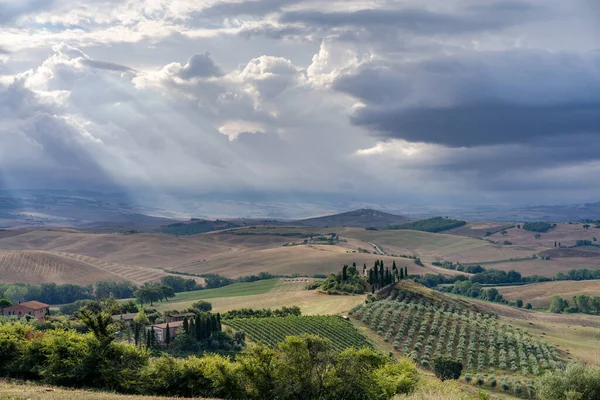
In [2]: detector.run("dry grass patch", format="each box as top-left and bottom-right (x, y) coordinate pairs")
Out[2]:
(0, 379), (213, 400)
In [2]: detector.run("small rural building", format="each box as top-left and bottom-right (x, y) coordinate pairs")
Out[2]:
(111, 312), (138, 324)
(165, 312), (196, 323)
(147, 320), (184, 343)
(2, 301), (50, 320)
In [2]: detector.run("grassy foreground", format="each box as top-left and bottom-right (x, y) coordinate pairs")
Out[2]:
(0, 380), (214, 400)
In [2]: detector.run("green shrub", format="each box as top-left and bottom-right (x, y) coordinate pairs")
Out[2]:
(536, 363), (600, 400)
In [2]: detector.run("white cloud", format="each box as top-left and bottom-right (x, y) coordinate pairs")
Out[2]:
(1, 0), (600, 206)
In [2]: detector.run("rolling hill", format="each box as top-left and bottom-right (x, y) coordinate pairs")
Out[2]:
(0, 250), (174, 286)
(295, 208), (410, 228)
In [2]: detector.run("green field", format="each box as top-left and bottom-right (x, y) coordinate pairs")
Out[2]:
(225, 315), (371, 352)
(120, 279), (279, 310)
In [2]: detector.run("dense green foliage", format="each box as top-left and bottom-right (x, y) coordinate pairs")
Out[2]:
(134, 283), (176, 306)
(431, 355), (463, 381)
(431, 261), (485, 274)
(350, 288), (563, 376)
(225, 316), (371, 353)
(523, 222), (555, 232)
(536, 363), (600, 400)
(320, 263), (368, 294)
(221, 306), (301, 319)
(0, 277), (201, 306)
(0, 320), (418, 400)
(391, 217), (467, 233)
(555, 268), (600, 281)
(0, 282), (93, 304)
(548, 294), (600, 315)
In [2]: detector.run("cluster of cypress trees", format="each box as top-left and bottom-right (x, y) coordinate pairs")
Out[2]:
(365, 260), (408, 293)
(182, 313), (222, 342)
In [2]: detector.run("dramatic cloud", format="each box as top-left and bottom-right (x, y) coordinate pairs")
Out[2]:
(1, 0), (600, 207)
(341, 51), (600, 147)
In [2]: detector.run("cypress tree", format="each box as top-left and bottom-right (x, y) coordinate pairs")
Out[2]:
(183, 317), (189, 334)
(380, 264), (384, 289)
(400, 268), (404, 280)
(405, 266), (408, 277)
(146, 330), (151, 348)
(363, 264), (366, 275)
(392, 260), (397, 271)
(371, 284), (375, 294)
(165, 323), (171, 346)
(134, 323), (140, 346)
(202, 316), (211, 340)
(150, 329), (156, 347)
(190, 319), (196, 337)
(195, 314), (202, 341)
(342, 265), (348, 281)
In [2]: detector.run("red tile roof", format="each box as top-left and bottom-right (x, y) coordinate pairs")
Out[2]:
(12, 301), (50, 310)
(152, 320), (184, 329)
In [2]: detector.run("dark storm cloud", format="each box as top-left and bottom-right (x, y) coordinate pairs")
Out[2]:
(178, 53), (223, 79)
(336, 50), (600, 147)
(352, 101), (600, 147)
(279, 2), (542, 34)
(0, 0), (55, 24)
(80, 59), (134, 72)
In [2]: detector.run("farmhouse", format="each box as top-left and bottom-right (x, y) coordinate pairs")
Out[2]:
(2, 301), (50, 320)
(165, 312), (195, 323)
(147, 320), (184, 343)
(111, 312), (138, 324)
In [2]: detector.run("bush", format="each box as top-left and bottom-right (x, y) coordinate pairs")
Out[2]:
(536, 363), (600, 400)
(431, 355), (463, 381)
(191, 300), (212, 312)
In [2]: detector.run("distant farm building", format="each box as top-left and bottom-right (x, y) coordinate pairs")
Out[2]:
(2, 301), (50, 320)
(166, 312), (196, 323)
(147, 320), (184, 343)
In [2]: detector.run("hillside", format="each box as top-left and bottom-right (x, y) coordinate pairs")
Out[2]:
(296, 208), (410, 228)
(495, 280), (600, 308)
(350, 281), (564, 376)
(0, 250), (173, 285)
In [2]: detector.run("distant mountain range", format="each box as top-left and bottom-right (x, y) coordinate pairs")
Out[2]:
(2, 190), (600, 230)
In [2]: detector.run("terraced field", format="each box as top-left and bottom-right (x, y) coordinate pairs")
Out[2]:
(225, 315), (371, 352)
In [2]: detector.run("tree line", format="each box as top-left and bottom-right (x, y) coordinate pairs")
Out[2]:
(549, 294), (600, 315)
(221, 306), (301, 319)
(367, 260), (408, 293)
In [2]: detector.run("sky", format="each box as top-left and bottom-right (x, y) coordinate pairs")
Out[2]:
(0, 0), (599, 207)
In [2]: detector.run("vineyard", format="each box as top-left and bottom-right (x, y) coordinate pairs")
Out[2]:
(224, 315), (371, 352)
(350, 284), (564, 377)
